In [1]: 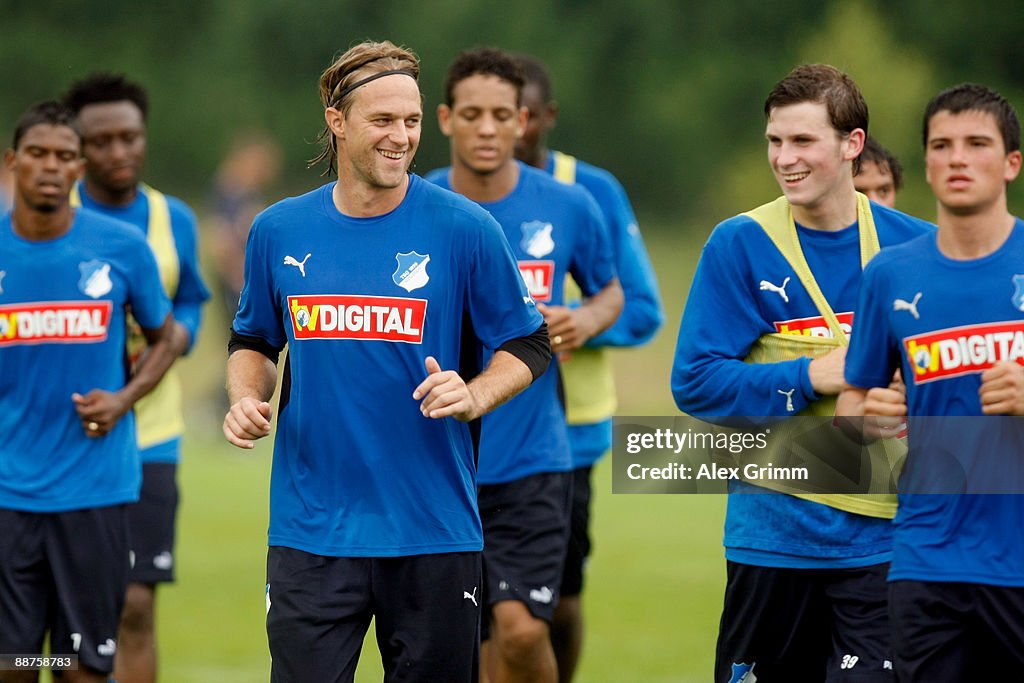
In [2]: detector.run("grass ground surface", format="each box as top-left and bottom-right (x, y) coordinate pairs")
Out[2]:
(151, 227), (726, 681)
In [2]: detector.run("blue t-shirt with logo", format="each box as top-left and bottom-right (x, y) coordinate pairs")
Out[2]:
(846, 219), (1024, 586)
(0, 209), (171, 512)
(233, 175), (543, 557)
(426, 163), (616, 484)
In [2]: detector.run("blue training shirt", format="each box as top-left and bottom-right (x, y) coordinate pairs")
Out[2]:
(233, 175), (543, 556)
(77, 185), (210, 463)
(0, 209), (171, 512)
(672, 200), (933, 568)
(545, 152), (664, 467)
(426, 162), (616, 484)
(846, 220), (1024, 586)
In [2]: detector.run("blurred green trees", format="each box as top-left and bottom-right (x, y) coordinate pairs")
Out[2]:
(2, 0), (1021, 228)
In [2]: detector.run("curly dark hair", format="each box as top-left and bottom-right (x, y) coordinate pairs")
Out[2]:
(859, 135), (904, 191)
(63, 72), (149, 120)
(443, 47), (525, 107)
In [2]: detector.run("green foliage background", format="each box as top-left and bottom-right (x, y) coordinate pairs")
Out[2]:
(3, 0), (1023, 227)
(8, 0), (1024, 678)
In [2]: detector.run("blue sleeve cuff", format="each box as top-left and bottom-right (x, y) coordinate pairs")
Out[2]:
(173, 302), (203, 354)
(797, 355), (820, 404)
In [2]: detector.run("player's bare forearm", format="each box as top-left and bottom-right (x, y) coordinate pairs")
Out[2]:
(224, 349), (279, 448)
(73, 315), (186, 437)
(120, 315), (187, 407)
(226, 349), (278, 404)
(466, 349), (533, 417)
(415, 350), (534, 422)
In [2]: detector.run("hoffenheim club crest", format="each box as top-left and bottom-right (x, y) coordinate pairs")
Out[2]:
(393, 251), (430, 292)
(520, 221), (555, 258)
(728, 662), (757, 683)
(1012, 275), (1024, 312)
(79, 260), (113, 299)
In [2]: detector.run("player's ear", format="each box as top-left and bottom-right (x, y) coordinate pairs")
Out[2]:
(325, 107), (346, 141)
(2, 148), (14, 171)
(516, 106), (529, 138)
(437, 104), (453, 137)
(546, 101), (559, 130)
(1004, 149), (1022, 183)
(844, 128), (866, 163)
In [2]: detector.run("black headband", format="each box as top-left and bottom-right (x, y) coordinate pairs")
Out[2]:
(332, 69), (417, 105)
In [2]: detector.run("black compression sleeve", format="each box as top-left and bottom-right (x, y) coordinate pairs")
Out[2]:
(228, 328), (282, 365)
(497, 322), (552, 382)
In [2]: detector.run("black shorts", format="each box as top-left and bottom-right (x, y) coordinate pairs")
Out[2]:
(889, 580), (1024, 681)
(266, 547), (481, 683)
(716, 561), (894, 683)
(559, 465), (593, 597)
(0, 505), (129, 675)
(127, 461), (179, 584)
(478, 470), (572, 640)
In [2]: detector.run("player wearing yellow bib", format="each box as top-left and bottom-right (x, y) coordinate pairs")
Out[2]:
(514, 53), (663, 683)
(64, 74), (209, 683)
(673, 65), (932, 681)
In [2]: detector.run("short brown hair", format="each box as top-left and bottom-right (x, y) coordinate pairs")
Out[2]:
(310, 40), (420, 177)
(765, 64), (869, 172)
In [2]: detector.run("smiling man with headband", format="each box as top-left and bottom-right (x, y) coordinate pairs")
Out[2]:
(224, 40), (550, 682)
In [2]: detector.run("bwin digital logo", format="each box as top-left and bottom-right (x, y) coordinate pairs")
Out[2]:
(729, 662), (757, 683)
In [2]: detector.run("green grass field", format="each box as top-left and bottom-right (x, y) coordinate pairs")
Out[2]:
(153, 227), (726, 681)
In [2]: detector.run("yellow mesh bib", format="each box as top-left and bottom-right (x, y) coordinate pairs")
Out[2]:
(738, 194), (902, 518)
(551, 151), (617, 424)
(71, 184), (184, 448)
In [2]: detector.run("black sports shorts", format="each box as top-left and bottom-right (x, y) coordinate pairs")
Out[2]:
(266, 547), (482, 683)
(0, 505), (129, 675)
(478, 470), (572, 640)
(558, 465), (593, 597)
(889, 579), (1024, 681)
(127, 462), (179, 584)
(715, 561), (895, 682)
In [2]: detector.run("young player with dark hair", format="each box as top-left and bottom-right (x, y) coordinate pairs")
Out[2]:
(428, 46), (623, 683)
(840, 83), (1024, 681)
(0, 100), (182, 683)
